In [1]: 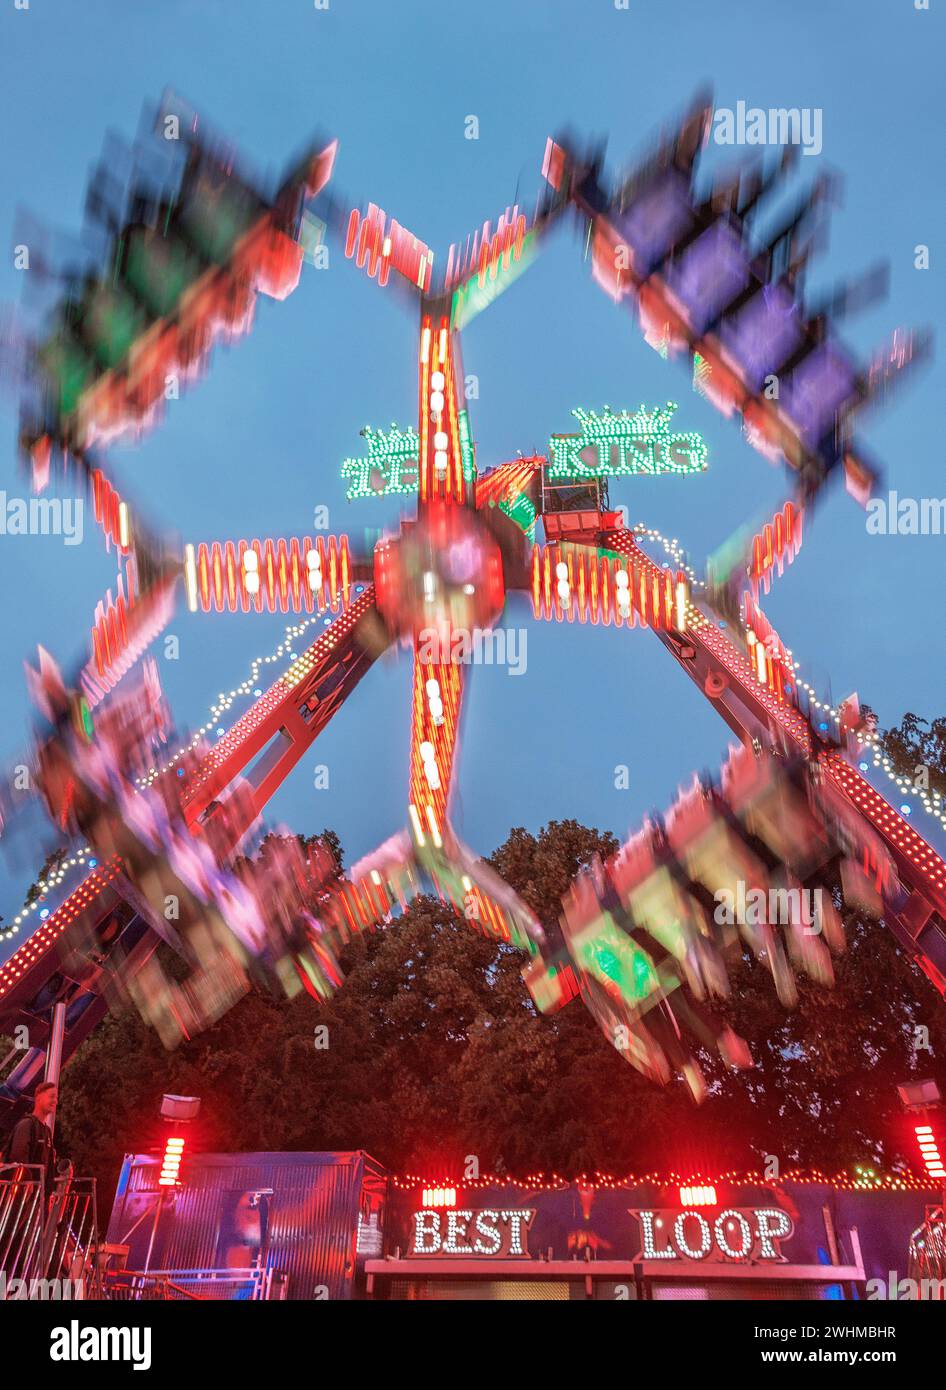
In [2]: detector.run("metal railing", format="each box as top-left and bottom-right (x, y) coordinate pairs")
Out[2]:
(0, 1164), (100, 1299)
(104, 1266), (287, 1301)
(908, 1204), (946, 1296)
(105, 1271), (206, 1301)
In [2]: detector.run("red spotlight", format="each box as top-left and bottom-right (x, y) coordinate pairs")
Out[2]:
(421, 1187), (456, 1208)
(158, 1135), (186, 1187)
(914, 1124), (946, 1181)
(679, 1184), (717, 1207)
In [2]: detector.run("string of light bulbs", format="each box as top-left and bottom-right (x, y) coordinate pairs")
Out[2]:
(135, 610), (337, 789)
(3, 845), (97, 942)
(638, 525), (946, 836)
(391, 1164), (935, 1193)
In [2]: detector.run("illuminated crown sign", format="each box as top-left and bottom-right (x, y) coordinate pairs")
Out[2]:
(341, 412), (477, 501)
(547, 404), (708, 479)
(341, 424), (421, 500)
(343, 403), (707, 500)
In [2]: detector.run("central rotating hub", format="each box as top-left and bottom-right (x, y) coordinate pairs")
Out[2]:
(373, 502), (505, 645)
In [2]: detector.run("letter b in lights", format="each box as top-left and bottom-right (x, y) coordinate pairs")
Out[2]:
(410, 1207), (535, 1258)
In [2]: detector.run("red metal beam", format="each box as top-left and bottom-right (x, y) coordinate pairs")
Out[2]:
(180, 587), (384, 836)
(553, 524), (946, 991)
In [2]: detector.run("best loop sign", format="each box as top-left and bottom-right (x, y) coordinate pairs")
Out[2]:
(632, 1206), (793, 1264)
(410, 1208), (535, 1258)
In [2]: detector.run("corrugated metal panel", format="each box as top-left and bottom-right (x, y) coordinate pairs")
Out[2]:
(107, 1151), (383, 1300)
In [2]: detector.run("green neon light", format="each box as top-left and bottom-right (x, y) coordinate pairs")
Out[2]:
(342, 413), (479, 500)
(547, 403), (708, 479)
(341, 424), (420, 500)
(498, 493), (537, 539)
(457, 408), (476, 484)
(77, 696), (94, 743)
(450, 229), (538, 332)
(575, 912), (662, 1004)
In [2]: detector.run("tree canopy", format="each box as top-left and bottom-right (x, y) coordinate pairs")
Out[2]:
(53, 801), (946, 1203)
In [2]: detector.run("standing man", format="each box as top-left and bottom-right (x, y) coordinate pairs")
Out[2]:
(3, 1082), (59, 1190)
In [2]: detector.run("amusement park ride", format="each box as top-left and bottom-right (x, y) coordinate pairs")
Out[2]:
(2, 92), (945, 1114)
